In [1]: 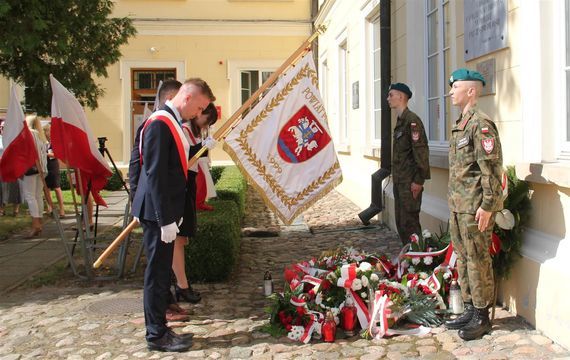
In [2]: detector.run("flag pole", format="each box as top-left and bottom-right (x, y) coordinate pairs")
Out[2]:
(93, 25), (326, 269)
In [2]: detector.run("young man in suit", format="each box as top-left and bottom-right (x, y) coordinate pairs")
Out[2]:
(131, 78), (215, 352)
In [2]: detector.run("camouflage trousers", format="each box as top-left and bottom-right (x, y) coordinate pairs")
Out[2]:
(450, 212), (495, 309)
(394, 182), (422, 245)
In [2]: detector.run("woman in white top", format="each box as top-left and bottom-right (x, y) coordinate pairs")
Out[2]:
(22, 115), (48, 237)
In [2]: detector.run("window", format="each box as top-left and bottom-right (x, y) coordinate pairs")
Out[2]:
(426, 0), (452, 145)
(320, 59), (329, 107)
(371, 15), (381, 142)
(240, 70), (273, 105)
(565, 0), (570, 143)
(133, 70), (175, 90)
(338, 40), (349, 144)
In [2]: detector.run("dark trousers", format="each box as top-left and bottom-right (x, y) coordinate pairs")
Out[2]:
(140, 219), (175, 341)
(393, 182), (422, 245)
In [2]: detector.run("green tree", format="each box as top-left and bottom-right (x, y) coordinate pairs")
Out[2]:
(0, 0), (136, 115)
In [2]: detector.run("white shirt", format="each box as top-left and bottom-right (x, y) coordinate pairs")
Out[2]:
(165, 100), (182, 124)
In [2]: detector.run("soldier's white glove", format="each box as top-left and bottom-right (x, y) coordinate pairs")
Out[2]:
(133, 216), (140, 223)
(203, 136), (217, 150)
(161, 222), (179, 243)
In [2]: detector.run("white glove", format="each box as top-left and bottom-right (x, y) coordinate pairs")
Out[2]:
(161, 222), (179, 243)
(203, 136), (217, 150)
(133, 216), (140, 223)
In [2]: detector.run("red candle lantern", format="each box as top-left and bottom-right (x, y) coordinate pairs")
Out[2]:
(341, 296), (357, 336)
(321, 311), (337, 342)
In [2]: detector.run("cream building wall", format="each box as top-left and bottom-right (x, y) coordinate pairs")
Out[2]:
(317, 0), (570, 349)
(0, 0), (312, 168)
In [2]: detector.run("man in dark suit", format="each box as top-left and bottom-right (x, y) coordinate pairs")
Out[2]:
(131, 78), (215, 352)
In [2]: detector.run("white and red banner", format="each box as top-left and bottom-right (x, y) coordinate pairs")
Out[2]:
(50, 75), (112, 206)
(223, 52), (342, 224)
(0, 86), (38, 182)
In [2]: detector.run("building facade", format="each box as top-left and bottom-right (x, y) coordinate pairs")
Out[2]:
(0, 0), (313, 167)
(315, 0), (570, 349)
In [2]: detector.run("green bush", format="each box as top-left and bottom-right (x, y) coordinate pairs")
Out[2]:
(210, 166), (225, 184)
(60, 170), (70, 190)
(104, 167), (124, 191)
(215, 165), (247, 218)
(186, 199), (241, 282)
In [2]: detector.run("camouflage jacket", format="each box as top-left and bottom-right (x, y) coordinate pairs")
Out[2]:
(448, 106), (503, 214)
(392, 108), (430, 184)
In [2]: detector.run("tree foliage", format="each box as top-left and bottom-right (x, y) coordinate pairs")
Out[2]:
(0, 0), (136, 115)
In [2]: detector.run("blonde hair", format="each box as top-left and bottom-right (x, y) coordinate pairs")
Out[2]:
(25, 115), (47, 143)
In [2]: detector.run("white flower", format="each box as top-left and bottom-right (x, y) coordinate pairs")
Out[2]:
(419, 272), (429, 280)
(412, 257), (421, 265)
(443, 271), (452, 280)
(359, 262), (372, 272)
(422, 229), (432, 239)
(361, 292), (367, 299)
(401, 260), (410, 268)
(408, 266), (416, 274)
(361, 275), (369, 288)
(370, 273), (380, 282)
(423, 256), (433, 265)
(326, 272), (337, 282)
(351, 279), (363, 291)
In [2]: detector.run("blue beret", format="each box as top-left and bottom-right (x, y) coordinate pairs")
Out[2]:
(388, 83), (412, 99)
(449, 68), (486, 87)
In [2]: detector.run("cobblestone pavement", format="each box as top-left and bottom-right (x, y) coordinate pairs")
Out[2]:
(0, 189), (569, 359)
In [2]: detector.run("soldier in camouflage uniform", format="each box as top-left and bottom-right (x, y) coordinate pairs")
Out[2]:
(444, 69), (503, 341)
(387, 83), (430, 245)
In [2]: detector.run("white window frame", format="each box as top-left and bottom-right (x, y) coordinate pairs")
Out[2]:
(424, 0), (452, 151)
(337, 38), (349, 147)
(239, 70), (273, 105)
(560, 0), (570, 159)
(227, 59), (280, 114)
(319, 56), (329, 108)
(370, 14), (381, 146)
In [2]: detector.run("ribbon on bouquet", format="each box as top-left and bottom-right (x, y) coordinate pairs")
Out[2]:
(294, 262), (330, 277)
(299, 311), (324, 344)
(336, 263), (357, 289)
(393, 243), (455, 280)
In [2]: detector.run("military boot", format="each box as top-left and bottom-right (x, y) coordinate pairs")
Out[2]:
(458, 306), (491, 341)
(444, 302), (474, 330)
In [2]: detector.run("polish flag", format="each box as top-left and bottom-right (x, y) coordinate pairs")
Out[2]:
(0, 86), (38, 182)
(50, 75), (112, 206)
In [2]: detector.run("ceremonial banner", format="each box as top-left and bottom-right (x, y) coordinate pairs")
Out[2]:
(50, 75), (112, 206)
(0, 86), (38, 182)
(224, 52), (342, 224)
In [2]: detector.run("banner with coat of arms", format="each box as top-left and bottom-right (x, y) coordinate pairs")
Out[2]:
(223, 51), (342, 224)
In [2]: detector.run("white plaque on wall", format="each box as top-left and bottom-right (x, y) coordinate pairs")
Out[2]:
(464, 0), (508, 61)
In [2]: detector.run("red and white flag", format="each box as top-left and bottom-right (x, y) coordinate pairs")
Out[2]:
(50, 75), (112, 206)
(0, 86), (38, 182)
(223, 52), (342, 224)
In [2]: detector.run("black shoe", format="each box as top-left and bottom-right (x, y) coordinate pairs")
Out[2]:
(168, 328), (194, 341)
(175, 285), (202, 304)
(459, 306), (491, 341)
(147, 331), (192, 352)
(187, 283), (201, 296)
(445, 302), (475, 330)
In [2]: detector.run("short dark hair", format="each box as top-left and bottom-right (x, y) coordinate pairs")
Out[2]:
(158, 79), (182, 103)
(184, 78), (216, 102)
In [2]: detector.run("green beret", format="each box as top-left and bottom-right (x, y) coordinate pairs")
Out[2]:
(448, 68), (486, 87)
(388, 82), (412, 99)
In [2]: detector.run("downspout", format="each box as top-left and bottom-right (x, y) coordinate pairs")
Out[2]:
(358, 0), (391, 225)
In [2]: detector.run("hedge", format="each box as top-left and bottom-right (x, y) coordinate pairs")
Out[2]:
(214, 165), (247, 218)
(59, 167), (124, 191)
(185, 165), (247, 282)
(185, 199), (241, 281)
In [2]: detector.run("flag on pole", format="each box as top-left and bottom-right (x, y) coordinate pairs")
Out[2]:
(223, 52), (342, 224)
(153, 80), (163, 111)
(50, 75), (112, 206)
(143, 102), (152, 121)
(0, 86), (38, 182)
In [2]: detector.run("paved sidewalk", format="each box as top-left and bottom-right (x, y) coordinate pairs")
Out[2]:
(0, 189), (568, 359)
(0, 191), (129, 293)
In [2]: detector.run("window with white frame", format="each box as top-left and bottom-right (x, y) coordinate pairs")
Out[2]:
(240, 70), (273, 105)
(371, 15), (381, 142)
(320, 59), (329, 107)
(338, 40), (349, 144)
(564, 0), (570, 146)
(426, 0), (452, 145)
